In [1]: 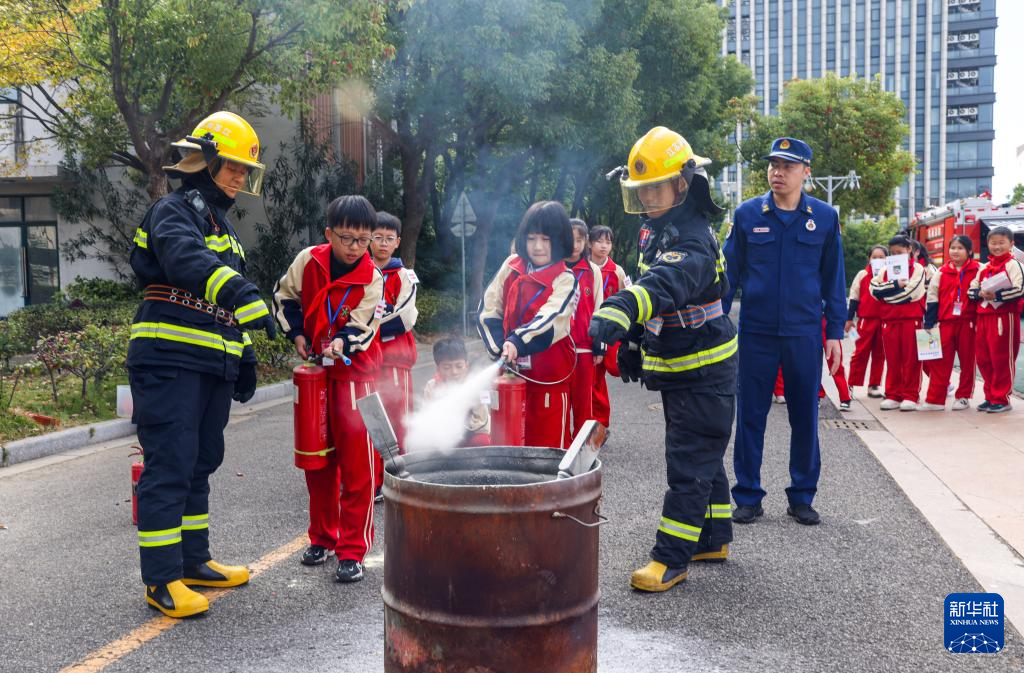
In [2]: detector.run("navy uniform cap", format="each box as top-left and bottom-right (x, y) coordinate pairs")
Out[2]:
(763, 137), (812, 165)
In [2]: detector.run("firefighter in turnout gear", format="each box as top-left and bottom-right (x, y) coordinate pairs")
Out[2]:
(128, 111), (276, 618)
(589, 126), (737, 592)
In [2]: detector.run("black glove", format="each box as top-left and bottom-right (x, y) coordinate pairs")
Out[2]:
(589, 307), (630, 347)
(617, 341), (642, 383)
(233, 362), (257, 403)
(246, 313), (277, 340)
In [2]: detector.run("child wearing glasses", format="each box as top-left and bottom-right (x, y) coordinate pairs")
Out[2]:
(368, 211), (419, 493)
(273, 194), (385, 584)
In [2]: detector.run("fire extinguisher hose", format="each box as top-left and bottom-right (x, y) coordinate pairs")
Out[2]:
(501, 336), (579, 386)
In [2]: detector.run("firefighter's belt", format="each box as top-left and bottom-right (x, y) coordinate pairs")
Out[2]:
(144, 285), (237, 327)
(651, 299), (724, 329)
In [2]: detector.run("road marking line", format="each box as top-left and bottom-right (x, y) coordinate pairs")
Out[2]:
(59, 535), (309, 673)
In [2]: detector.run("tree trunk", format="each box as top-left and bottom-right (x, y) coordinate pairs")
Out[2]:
(396, 134), (434, 268)
(144, 157), (169, 202)
(551, 165), (570, 203)
(570, 170), (589, 218)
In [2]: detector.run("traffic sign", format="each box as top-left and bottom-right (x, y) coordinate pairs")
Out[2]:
(451, 191), (477, 238)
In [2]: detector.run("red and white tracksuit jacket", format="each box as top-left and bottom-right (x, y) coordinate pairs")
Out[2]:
(274, 245), (384, 562)
(568, 256), (604, 435)
(968, 253), (1024, 406)
(592, 257), (628, 427)
(376, 258), (418, 448)
(478, 254), (577, 448)
(870, 262), (927, 403)
(847, 264), (886, 388)
(922, 259), (980, 405)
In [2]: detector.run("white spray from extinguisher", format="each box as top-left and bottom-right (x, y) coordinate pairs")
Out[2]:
(403, 360), (503, 454)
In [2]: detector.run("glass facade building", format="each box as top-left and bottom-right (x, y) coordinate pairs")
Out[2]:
(719, 0), (997, 221)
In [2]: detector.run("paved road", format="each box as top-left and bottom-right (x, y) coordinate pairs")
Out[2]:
(1, 367), (1021, 672)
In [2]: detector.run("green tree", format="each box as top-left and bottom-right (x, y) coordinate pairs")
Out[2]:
(841, 216), (900, 287)
(733, 73), (915, 217)
(1010, 183), (1024, 205)
(0, 0), (391, 199)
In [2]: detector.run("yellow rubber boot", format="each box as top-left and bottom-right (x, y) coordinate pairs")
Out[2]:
(146, 580), (209, 618)
(182, 560), (250, 588)
(691, 544), (729, 563)
(630, 561), (688, 592)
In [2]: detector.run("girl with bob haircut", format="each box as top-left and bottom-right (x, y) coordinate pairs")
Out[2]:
(478, 201), (578, 448)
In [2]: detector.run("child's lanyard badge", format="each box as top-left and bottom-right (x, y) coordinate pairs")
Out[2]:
(321, 286), (354, 365)
(953, 267), (966, 316)
(512, 285), (547, 370)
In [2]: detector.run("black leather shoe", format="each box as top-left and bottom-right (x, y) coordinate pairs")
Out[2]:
(787, 503), (821, 525)
(732, 504), (763, 524)
(300, 545), (333, 566)
(335, 559), (364, 583)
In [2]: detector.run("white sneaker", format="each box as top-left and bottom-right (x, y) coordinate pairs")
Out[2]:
(952, 398), (970, 411)
(919, 402), (945, 411)
(867, 386), (883, 398)
(899, 400), (918, 412)
(773, 395), (786, 404)
(879, 399), (900, 410)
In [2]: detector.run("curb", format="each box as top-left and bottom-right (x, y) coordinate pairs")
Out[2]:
(1, 380), (293, 468)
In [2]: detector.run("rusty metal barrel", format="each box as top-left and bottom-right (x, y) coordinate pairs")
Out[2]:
(382, 445), (603, 673)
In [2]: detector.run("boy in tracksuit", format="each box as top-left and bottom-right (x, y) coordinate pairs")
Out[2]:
(478, 201), (578, 449)
(968, 226), (1024, 412)
(846, 246), (888, 398)
(588, 225), (628, 428)
(369, 212), (418, 448)
(274, 195), (384, 583)
(870, 235), (927, 411)
(566, 218), (604, 435)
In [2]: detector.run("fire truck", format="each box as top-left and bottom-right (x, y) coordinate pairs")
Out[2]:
(909, 196), (1024, 264)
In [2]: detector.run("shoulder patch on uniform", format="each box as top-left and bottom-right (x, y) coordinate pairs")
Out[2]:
(659, 251), (686, 263)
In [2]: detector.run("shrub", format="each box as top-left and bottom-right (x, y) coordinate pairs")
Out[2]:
(62, 276), (140, 303)
(415, 287), (464, 335)
(249, 331), (295, 370)
(6, 300), (138, 354)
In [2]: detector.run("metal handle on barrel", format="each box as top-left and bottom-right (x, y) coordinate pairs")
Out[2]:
(552, 503), (608, 528)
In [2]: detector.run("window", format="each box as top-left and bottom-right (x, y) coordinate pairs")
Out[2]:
(0, 196), (60, 317)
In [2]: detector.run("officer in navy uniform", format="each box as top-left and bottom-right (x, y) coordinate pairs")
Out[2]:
(723, 137), (846, 526)
(590, 126), (737, 593)
(128, 111), (277, 618)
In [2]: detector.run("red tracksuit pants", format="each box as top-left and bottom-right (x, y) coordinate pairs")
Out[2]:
(881, 319), (922, 402)
(975, 313), (1020, 406)
(775, 358), (851, 402)
(305, 379), (377, 562)
(375, 365), (412, 486)
(592, 364), (610, 427)
(569, 352), (595, 435)
(924, 320), (977, 405)
(848, 317), (885, 387)
(525, 381), (571, 449)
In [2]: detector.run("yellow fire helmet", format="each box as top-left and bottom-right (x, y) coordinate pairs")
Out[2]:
(616, 126), (711, 215)
(167, 111), (265, 196)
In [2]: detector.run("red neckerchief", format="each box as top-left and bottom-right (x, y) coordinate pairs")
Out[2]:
(306, 249), (375, 348)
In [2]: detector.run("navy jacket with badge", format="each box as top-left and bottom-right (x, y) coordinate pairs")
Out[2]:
(127, 172), (264, 381)
(723, 192), (846, 340)
(595, 197), (737, 391)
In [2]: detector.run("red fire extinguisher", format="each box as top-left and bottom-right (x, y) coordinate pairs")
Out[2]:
(490, 372), (526, 446)
(293, 362), (332, 470)
(130, 447), (143, 526)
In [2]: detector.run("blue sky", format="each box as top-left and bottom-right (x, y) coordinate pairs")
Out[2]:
(993, 1), (1023, 200)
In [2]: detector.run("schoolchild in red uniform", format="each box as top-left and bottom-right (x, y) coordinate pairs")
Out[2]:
(588, 225), (628, 428)
(968, 226), (1024, 413)
(274, 195), (384, 583)
(870, 235), (927, 411)
(566, 219), (604, 434)
(921, 235), (979, 411)
(369, 211), (418, 446)
(478, 201), (578, 448)
(846, 245), (888, 398)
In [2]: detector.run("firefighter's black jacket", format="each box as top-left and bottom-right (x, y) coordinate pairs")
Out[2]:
(127, 171), (263, 380)
(594, 197), (737, 391)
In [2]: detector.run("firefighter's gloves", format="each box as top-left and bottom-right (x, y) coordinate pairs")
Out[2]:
(233, 362), (257, 403)
(618, 340), (642, 383)
(589, 294), (638, 347)
(233, 289), (277, 340)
